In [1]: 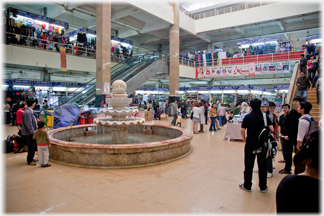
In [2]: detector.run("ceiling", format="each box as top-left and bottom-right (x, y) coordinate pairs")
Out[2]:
(3, 1), (321, 88)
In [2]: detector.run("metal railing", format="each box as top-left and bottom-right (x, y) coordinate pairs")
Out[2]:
(175, 51), (304, 68)
(180, 2), (275, 20)
(5, 32), (132, 63)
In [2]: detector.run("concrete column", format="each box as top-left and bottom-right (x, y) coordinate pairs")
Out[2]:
(169, 2), (180, 99)
(158, 44), (162, 60)
(207, 43), (213, 53)
(95, 3), (111, 107)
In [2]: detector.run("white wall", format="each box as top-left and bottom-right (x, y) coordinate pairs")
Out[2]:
(179, 12), (196, 35)
(195, 3), (320, 34)
(179, 65), (196, 79)
(4, 45), (118, 73)
(127, 1), (174, 24)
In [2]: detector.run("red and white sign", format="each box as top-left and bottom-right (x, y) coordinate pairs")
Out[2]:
(105, 94), (111, 103)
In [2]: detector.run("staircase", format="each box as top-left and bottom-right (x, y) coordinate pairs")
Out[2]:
(307, 88), (321, 120)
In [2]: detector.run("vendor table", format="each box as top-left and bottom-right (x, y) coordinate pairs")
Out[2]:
(223, 123), (244, 141)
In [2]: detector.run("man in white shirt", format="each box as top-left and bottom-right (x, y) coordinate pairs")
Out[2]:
(295, 101), (313, 174)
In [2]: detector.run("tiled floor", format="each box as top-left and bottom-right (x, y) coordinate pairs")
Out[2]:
(3, 119), (289, 214)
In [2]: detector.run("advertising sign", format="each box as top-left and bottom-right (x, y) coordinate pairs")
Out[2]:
(196, 61), (295, 78)
(60, 47), (67, 71)
(104, 82), (110, 94)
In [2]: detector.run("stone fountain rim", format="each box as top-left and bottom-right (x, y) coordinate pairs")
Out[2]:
(48, 123), (193, 149)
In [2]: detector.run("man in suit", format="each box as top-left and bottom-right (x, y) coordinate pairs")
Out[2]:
(22, 99), (38, 166)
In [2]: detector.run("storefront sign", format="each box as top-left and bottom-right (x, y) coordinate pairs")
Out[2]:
(196, 61), (295, 79)
(248, 63), (255, 76)
(273, 84), (289, 89)
(237, 36), (281, 45)
(306, 34), (320, 40)
(105, 94), (111, 103)
(60, 47), (67, 71)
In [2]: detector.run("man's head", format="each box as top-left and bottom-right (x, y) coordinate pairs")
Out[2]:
(21, 103), (27, 110)
(269, 102), (276, 113)
(174, 100), (177, 104)
(300, 71), (305, 78)
(282, 104), (290, 114)
(261, 101), (269, 113)
(293, 96), (304, 109)
(310, 55), (315, 59)
(37, 121), (45, 129)
(27, 99), (35, 109)
(301, 54), (305, 58)
(310, 51), (314, 55)
(250, 98), (262, 111)
(298, 101), (312, 115)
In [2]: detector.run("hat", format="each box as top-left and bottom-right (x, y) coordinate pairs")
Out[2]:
(261, 101), (269, 107)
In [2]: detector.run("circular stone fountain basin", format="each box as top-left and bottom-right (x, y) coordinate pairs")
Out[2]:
(48, 123), (193, 169)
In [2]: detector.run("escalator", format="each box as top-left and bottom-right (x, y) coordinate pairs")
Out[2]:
(54, 54), (168, 107)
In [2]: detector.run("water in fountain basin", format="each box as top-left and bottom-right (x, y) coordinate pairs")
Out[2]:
(69, 133), (171, 144)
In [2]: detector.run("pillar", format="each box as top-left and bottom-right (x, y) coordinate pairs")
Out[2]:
(95, 3), (111, 107)
(169, 2), (180, 103)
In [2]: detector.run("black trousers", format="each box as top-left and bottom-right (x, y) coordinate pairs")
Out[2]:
(284, 139), (297, 173)
(244, 144), (267, 190)
(171, 114), (177, 126)
(25, 135), (36, 164)
(204, 110), (208, 124)
(12, 113), (16, 126)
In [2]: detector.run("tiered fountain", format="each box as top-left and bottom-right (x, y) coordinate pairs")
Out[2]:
(48, 80), (193, 168)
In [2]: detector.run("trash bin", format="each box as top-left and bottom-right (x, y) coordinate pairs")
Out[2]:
(79, 116), (86, 125)
(44, 110), (54, 127)
(87, 115), (93, 124)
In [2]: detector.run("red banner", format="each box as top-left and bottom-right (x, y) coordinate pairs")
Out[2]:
(60, 47), (67, 71)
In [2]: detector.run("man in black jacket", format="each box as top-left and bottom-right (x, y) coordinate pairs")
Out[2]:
(296, 71), (310, 101)
(280, 96), (303, 174)
(299, 54), (307, 72)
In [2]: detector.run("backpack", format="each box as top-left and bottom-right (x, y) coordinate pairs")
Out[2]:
(253, 113), (278, 159)
(300, 115), (319, 147)
(4, 136), (14, 153)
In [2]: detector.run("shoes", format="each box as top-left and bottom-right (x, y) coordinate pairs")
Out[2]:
(28, 162), (36, 166)
(267, 173), (273, 178)
(278, 160), (285, 163)
(260, 187), (269, 193)
(279, 169), (291, 174)
(41, 164), (51, 167)
(199, 131), (204, 133)
(33, 159), (39, 162)
(217, 128), (221, 130)
(239, 183), (251, 192)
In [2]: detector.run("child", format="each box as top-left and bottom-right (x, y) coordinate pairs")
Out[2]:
(33, 121), (51, 167)
(176, 113), (182, 127)
(13, 124), (26, 153)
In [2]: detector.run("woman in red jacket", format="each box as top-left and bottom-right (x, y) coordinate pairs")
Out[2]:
(16, 103), (27, 125)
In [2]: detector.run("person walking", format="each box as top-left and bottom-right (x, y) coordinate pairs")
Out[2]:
(204, 101), (209, 125)
(170, 100), (178, 126)
(162, 100), (167, 113)
(208, 103), (217, 132)
(315, 75), (321, 105)
(191, 103), (200, 134)
(198, 102), (205, 132)
(217, 103), (226, 127)
(22, 99), (38, 166)
(280, 96), (303, 174)
(307, 55), (317, 82)
(296, 71), (310, 101)
(239, 98), (274, 192)
(278, 104), (290, 164)
(299, 54), (307, 72)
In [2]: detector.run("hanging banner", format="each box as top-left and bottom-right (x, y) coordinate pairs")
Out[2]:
(196, 61), (295, 78)
(104, 82), (110, 94)
(60, 47), (67, 71)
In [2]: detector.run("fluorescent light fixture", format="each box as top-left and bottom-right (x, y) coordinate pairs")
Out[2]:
(279, 90), (288, 93)
(87, 34), (96, 37)
(240, 45), (250, 49)
(178, 91), (185, 94)
(2, 85), (9, 87)
(35, 86), (49, 89)
(67, 87), (78, 91)
(310, 39), (321, 44)
(13, 85), (30, 88)
(16, 15), (64, 29)
(237, 90), (250, 94)
(223, 90), (236, 93)
(251, 90), (262, 94)
(53, 87), (66, 91)
(263, 92), (272, 95)
(187, 90), (197, 93)
(198, 91), (210, 94)
(135, 91), (145, 94)
(264, 41), (277, 44)
(210, 90), (222, 93)
(253, 42), (264, 46)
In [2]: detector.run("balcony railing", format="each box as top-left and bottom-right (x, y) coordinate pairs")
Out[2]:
(180, 2), (275, 20)
(174, 51), (304, 68)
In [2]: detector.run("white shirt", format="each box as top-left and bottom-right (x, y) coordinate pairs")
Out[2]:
(297, 114), (311, 142)
(192, 107), (200, 119)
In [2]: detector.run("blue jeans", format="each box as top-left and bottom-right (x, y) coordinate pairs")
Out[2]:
(209, 117), (217, 132)
(218, 116), (224, 126)
(280, 138), (287, 161)
(162, 107), (166, 113)
(308, 69), (316, 81)
(267, 157), (273, 174)
(298, 90), (308, 100)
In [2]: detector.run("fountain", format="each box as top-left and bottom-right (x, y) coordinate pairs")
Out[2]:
(94, 80), (145, 144)
(48, 80), (193, 168)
